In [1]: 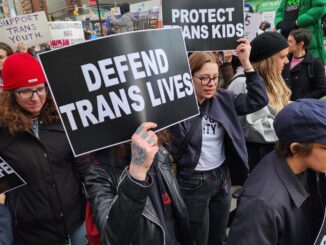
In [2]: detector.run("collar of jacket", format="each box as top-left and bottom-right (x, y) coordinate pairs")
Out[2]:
(273, 153), (309, 208)
(289, 52), (314, 65)
(142, 146), (188, 236)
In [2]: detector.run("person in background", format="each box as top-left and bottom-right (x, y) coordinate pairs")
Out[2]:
(110, 2), (135, 33)
(0, 193), (13, 245)
(0, 42), (14, 90)
(0, 52), (91, 245)
(170, 38), (268, 245)
(228, 32), (291, 170)
(283, 28), (326, 100)
(274, 0), (326, 64)
(216, 51), (241, 89)
(86, 123), (194, 245)
(228, 99), (326, 245)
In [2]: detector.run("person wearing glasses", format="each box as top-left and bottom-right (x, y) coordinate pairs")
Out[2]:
(0, 53), (91, 245)
(170, 38), (268, 245)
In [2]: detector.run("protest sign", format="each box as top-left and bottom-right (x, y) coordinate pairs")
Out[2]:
(0, 11), (51, 49)
(244, 13), (263, 41)
(0, 157), (26, 194)
(39, 28), (199, 156)
(48, 21), (85, 49)
(162, 0), (245, 51)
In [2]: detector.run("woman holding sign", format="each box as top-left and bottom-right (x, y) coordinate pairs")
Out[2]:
(0, 53), (91, 245)
(170, 38), (268, 245)
(85, 123), (194, 245)
(228, 32), (291, 170)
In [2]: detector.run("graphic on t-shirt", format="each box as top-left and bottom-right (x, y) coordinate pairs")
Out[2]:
(285, 0), (300, 11)
(203, 115), (220, 135)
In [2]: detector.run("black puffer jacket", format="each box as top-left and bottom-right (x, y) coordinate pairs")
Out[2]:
(0, 121), (91, 245)
(86, 147), (194, 245)
(282, 53), (326, 100)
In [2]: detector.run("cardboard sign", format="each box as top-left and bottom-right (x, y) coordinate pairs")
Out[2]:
(0, 157), (26, 194)
(162, 0), (245, 51)
(0, 11), (51, 49)
(244, 13), (263, 41)
(48, 21), (85, 49)
(39, 28), (199, 156)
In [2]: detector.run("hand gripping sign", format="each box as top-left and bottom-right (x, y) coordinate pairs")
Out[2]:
(39, 28), (199, 156)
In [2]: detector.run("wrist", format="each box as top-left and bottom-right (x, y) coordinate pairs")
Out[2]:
(242, 63), (253, 71)
(129, 164), (148, 181)
(244, 67), (254, 72)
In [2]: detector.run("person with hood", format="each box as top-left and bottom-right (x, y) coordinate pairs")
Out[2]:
(110, 2), (135, 33)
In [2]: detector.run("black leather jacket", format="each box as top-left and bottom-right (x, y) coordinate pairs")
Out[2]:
(85, 147), (194, 245)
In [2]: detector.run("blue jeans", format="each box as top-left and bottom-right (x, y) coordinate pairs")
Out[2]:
(65, 222), (87, 245)
(178, 163), (231, 245)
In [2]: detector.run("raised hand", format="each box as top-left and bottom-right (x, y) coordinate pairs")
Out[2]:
(235, 38), (254, 72)
(129, 122), (159, 181)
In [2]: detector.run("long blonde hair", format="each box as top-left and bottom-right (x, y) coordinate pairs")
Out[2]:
(252, 56), (291, 112)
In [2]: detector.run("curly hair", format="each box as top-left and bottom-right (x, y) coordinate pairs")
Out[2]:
(93, 129), (172, 168)
(0, 90), (60, 134)
(252, 56), (291, 113)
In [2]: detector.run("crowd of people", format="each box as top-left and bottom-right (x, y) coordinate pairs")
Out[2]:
(0, 1), (325, 245)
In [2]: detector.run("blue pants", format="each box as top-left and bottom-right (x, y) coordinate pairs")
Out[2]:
(178, 164), (231, 245)
(66, 222), (87, 245)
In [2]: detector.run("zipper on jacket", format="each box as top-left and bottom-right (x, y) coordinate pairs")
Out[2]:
(142, 211), (166, 245)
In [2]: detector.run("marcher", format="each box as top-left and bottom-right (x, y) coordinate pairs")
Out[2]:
(0, 42), (14, 89)
(110, 2), (135, 33)
(0, 194), (13, 245)
(283, 28), (326, 100)
(0, 52), (91, 244)
(85, 122), (194, 245)
(274, 0), (326, 64)
(228, 99), (326, 245)
(170, 38), (268, 245)
(228, 32), (291, 170)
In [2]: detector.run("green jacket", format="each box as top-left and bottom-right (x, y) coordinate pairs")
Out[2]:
(275, 0), (326, 64)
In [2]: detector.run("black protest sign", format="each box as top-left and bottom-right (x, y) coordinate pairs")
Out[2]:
(162, 0), (244, 51)
(39, 28), (199, 156)
(0, 157), (26, 194)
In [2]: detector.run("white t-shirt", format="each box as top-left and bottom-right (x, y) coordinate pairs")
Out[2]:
(195, 115), (226, 171)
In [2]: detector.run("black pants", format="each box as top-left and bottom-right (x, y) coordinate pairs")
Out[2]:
(178, 163), (231, 245)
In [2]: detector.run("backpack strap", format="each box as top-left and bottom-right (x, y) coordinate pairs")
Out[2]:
(227, 73), (246, 88)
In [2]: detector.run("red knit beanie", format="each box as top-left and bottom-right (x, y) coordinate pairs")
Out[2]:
(2, 52), (46, 91)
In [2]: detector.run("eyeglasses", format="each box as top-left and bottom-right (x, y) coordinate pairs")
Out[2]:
(193, 74), (218, 86)
(15, 86), (48, 99)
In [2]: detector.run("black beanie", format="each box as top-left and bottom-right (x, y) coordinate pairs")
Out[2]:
(250, 32), (289, 62)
